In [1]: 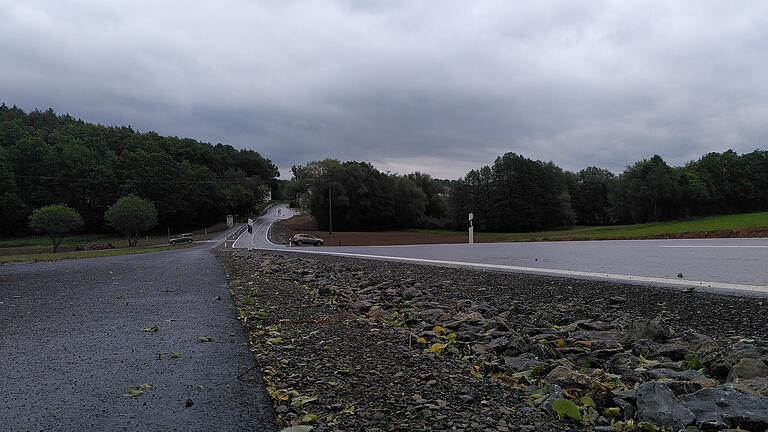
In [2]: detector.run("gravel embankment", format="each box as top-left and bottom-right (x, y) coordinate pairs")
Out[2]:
(215, 248), (768, 432)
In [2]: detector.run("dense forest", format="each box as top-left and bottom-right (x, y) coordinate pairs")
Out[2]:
(289, 149), (768, 232)
(0, 105), (278, 236)
(4, 104), (767, 237)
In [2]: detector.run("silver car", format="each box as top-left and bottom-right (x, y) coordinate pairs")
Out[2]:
(169, 233), (195, 245)
(290, 234), (324, 246)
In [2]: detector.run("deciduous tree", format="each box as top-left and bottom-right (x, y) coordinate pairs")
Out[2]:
(104, 195), (158, 247)
(27, 204), (83, 252)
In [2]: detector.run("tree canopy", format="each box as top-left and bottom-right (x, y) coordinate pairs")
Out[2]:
(291, 149), (768, 233)
(0, 104), (278, 235)
(27, 204), (84, 252)
(104, 195), (158, 246)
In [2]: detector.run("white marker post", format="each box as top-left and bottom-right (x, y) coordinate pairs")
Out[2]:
(247, 218), (254, 249)
(468, 213), (474, 245)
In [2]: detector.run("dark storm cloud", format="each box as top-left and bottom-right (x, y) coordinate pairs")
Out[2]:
(2, 1), (768, 178)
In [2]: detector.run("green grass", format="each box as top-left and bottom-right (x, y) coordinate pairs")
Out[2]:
(415, 211), (768, 242)
(0, 244), (193, 264)
(0, 223), (228, 249)
(0, 234), (119, 248)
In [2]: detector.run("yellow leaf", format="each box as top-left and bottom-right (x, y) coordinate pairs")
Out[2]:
(433, 325), (444, 335)
(556, 339), (566, 348)
(416, 337), (427, 344)
(428, 343), (446, 354)
(446, 332), (457, 342)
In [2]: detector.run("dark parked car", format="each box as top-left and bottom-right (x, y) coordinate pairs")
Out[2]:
(290, 234), (324, 246)
(169, 233), (195, 245)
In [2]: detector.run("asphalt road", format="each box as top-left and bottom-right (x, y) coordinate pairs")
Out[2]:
(0, 229), (273, 431)
(239, 204), (768, 294)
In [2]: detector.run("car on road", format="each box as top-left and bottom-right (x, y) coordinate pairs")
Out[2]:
(290, 234), (324, 246)
(169, 233), (195, 245)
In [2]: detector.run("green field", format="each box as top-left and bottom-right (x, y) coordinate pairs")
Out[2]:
(0, 223), (228, 250)
(0, 244), (194, 264)
(416, 211), (768, 242)
(0, 233), (118, 249)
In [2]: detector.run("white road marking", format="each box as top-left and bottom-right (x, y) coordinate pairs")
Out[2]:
(242, 205), (768, 293)
(658, 245), (768, 248)
(232, 225), (249, 248)
(253, 246), (768, 294)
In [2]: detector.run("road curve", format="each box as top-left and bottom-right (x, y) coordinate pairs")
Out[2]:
(236, 204), (768, 295)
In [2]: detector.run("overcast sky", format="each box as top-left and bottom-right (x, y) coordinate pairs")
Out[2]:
(2, 1), (767, 179)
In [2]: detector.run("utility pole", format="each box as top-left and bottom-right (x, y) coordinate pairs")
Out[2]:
(328, 182), (333, 235)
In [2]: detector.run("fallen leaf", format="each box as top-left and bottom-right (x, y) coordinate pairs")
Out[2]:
(552, 398), (581, 421)
(141, 326), (159, 333)
(291, 396), (318, 408)
(122, 383), (152, 397)
(197, 336), (213, 342)
(427, 343), (446, 354)
(171, 352), (181, 358)
(301, 413), (319, 423)
(279, 426), (313, 432)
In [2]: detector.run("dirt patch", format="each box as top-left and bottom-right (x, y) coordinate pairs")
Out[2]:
(273, 214), (468, 246)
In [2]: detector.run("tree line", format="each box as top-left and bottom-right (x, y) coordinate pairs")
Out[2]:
(284, 159), (449, 231)
(289, 149), (768, 232)
(0, 104), (279, 236)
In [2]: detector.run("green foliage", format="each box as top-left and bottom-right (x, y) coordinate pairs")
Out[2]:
(122, 383), (152, 397)
(684, 357), (705, 370)
(450, 153), (574, 232)
(27, 204), (84, 252)
(451, 150), (768, 232)
(0, 243), (191, 263)
(551, 398), (582, 421)
(0, 104), (278, 236)
(288, 159), (441, 231)
(104, 195), (158, 246)
(6, 103), (768, 237)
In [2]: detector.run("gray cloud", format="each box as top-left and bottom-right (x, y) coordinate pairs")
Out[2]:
(2, 0), (768, 179)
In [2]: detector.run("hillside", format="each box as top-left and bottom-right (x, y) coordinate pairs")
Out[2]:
(0, 105), (278, 235)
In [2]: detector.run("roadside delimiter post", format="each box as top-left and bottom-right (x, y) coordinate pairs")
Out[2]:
(468, 213), (474, 245)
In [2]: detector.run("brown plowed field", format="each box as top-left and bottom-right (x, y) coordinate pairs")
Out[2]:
(272, 213), (768, 246)
(272, 214), (470, 246)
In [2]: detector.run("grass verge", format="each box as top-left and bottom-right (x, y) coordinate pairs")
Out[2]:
(416, 211), (768, 242)
(273, 211), (768, 246)
(0, 244), (193, 264)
